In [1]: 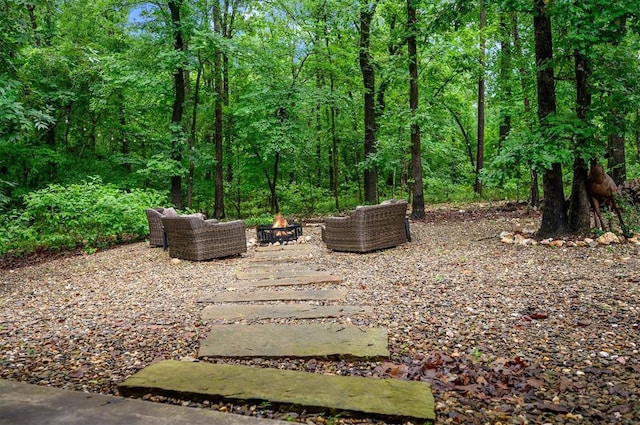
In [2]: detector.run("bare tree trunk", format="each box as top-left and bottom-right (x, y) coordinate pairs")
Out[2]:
(330, 93), (339, 210)
(568, 50), (592, 234)
(407, 0), (424, 219)
(474, 0), (486, 195)
(359, 1), (378, 204)
(608, 126), (626, 186)
(513, 12), (539, 207)
(212, 1), (225, 218)
(187, 63), (202, 208)
(534, 0), (569, 237)
(323, 11), (340, 211)
(498, 13), (511, 151)
(270, 152), (280, 213)
(169, 0), (185, 209)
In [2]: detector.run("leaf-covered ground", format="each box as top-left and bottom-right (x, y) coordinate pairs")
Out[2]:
(1, 204), (639, 424)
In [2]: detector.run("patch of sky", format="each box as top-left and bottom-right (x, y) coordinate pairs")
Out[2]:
(128, 3), (154, 24)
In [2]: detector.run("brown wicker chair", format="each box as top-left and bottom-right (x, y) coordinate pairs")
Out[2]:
(161, 216), (247, 261)
(322, 200), (410, 253)
(145, 207), (178, 247)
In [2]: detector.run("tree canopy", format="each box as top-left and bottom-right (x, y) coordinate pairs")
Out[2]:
(2, 0), (640, 240)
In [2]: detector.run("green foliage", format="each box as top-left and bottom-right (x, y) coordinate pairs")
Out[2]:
(0, 177), (167, 255)
(277, 182), (333, 216)
(0, 77), (55, 142)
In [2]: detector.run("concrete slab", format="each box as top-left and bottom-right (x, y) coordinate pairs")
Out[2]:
(201, 304), (372, 321)
(235, 270), (331, 280)
(0, 379), (291, 425)
(226, 275), (342, 288)
(198, 289), (347, 303)
(198, 323), (389, 359)
(118, 361), (435, 423)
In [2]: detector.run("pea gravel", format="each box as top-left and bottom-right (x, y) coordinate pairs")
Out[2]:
(1, 205), (639, 424)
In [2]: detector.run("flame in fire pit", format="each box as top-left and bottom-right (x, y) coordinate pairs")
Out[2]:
(273, 212), (288, 228)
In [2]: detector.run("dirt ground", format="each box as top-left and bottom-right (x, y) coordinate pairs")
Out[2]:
(1, 204), (638, 424)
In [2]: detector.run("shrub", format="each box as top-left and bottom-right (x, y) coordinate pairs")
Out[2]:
(0, 177), (167, 255)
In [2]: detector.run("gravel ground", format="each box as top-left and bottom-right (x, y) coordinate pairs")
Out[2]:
(1, 205), (639, 424)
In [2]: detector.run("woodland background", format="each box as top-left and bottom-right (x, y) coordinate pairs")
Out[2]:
(1, 0), (640, 255)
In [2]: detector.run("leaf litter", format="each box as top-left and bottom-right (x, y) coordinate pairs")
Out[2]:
(1, 204), (639, 424)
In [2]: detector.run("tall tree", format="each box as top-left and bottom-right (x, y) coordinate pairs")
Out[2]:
(168, 0), (186, 209)
(474, 0), (486, 195)
(407, 0), (424, 219)
(567, 50), (592, 234)
(359, 0), (378, 204)
(534, 0), (569, 237)
(511, 11), (539, 207)
(212, 0), (225, 218)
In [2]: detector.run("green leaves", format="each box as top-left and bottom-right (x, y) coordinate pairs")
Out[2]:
(0, 178), (167, 255)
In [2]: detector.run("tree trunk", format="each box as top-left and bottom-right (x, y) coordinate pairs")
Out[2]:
(187, 63), (202, 209)
(213, 1), (225, 219)
(608, 128), (626, 186)
(169, 0), (185, 209)
(359, 1), (378, 204)
(513, 12), (539, 207)
(534, 0), (569, 237)
(330, 94), (339, 210)
(498, 13), (511, 151)
(323, 12), (340, 211)
(270, 151), (280, 213)
(568, 50), (592, 234)
(475, 0), (486, 195)
(407, 0), (425, 219)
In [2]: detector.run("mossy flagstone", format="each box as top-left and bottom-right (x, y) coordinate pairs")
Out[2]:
(226, 274), (342, 288)
(118, 360), (435, 423)
(198, 289), (347, 303)
(201, 304), (373, 321)
(235, 270), (333, 280)
(198, 323), (388, 359)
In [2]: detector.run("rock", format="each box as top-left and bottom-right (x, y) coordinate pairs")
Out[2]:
(171, 258), (181, 265)
(549, 239), (564, 247)
(500, 233), (514, 244)
(584, 238), (599, 247)
(596, 232), (620, 245)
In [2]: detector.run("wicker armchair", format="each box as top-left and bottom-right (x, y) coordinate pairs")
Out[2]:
(322, 200), (410, 253)
(161, 216), (247, 261)
(145, 207), (178, 247)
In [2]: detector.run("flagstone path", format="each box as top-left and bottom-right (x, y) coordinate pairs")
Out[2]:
(119, 242), (435, 423)
(197, 289), (347, 303)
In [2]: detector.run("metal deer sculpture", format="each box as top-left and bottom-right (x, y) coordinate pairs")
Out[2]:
(587, 159), (631, 237)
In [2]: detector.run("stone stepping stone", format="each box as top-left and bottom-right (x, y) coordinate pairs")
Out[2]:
(198, 323), (389, 359)
(198, 289), (347, 303)
(201, 304), (372, 321)
(226, 274), (342, 288)
(236, 270), (331, 280)
(255, 244), (313, 252)
(241, 263), (319, 272)
(253, 250), (316, 261)
(118, 361), (434, 423)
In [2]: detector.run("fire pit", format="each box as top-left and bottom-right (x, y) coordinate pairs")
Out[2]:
(257, 213), (302, 245)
